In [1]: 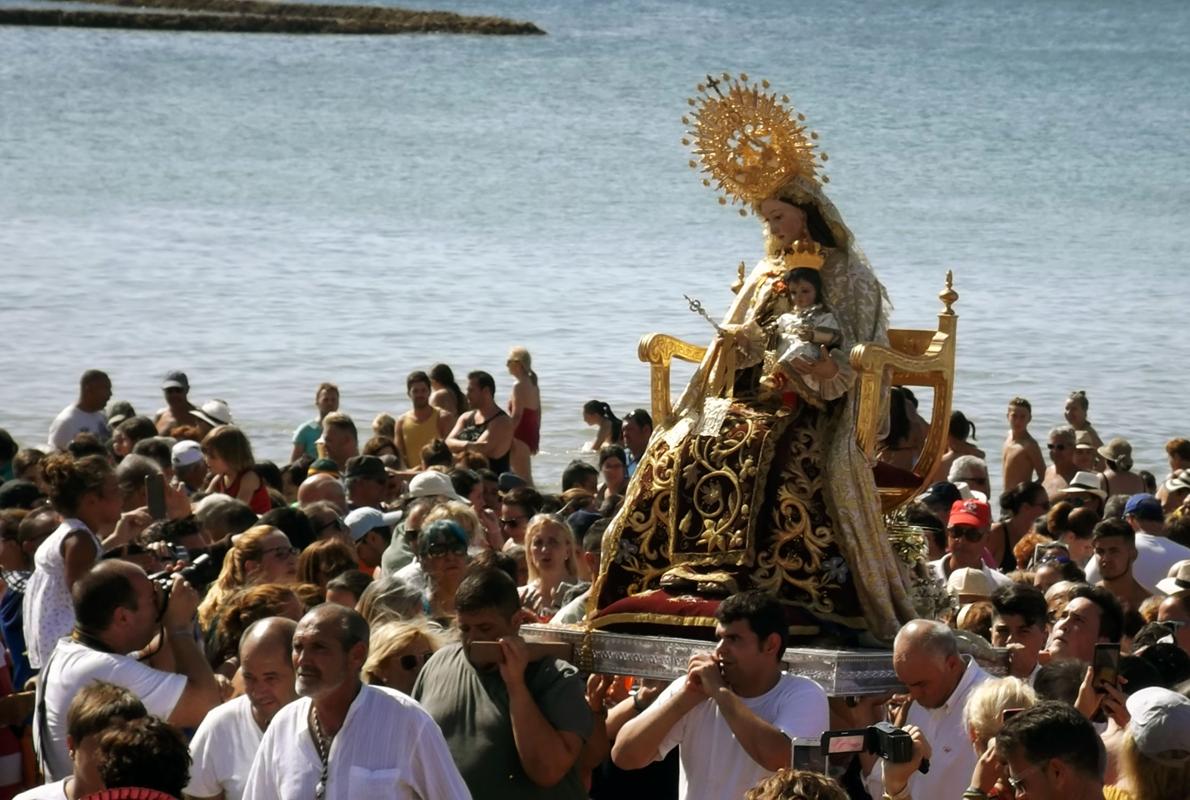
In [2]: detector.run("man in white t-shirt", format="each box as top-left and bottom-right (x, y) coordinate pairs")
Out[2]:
(34, 560), (223, 781)
(188, 617), (298, 800)
(612, 591), (829, 800)
(46, 370), (113, 452)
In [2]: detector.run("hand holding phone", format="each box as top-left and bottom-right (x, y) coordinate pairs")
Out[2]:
(145, 473), (167, 520)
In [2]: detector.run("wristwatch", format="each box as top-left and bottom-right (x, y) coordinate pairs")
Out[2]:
(632, 691), (647, 713)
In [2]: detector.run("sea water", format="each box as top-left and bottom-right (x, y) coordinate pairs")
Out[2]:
(1, 0), (1188, 494)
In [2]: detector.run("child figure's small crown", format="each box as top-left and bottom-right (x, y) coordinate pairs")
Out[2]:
(781, 239), (824, 271)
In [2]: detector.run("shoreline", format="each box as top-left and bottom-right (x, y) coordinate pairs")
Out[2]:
(0, 1), (546, 35)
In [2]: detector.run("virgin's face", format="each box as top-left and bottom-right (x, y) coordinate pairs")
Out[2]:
(759, 199), (807, 249)
(790, 279), (817, 309)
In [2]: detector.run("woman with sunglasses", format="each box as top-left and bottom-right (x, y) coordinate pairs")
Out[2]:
(196, 525), (299, 633)
(417, 520), (471, 623)
(363, 620), (444, 695)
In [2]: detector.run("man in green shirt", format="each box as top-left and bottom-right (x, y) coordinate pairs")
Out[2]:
(413, 568), (593, 799)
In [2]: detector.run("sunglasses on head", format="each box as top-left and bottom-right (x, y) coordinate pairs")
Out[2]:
(948, 525), (984, 542)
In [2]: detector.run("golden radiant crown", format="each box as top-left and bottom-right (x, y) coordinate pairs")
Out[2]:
(682, 73), (829, 216)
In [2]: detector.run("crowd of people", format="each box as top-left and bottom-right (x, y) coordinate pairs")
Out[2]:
(0, 367), (1187, 800)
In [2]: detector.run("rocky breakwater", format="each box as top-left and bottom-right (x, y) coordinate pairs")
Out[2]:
(0, 0), (545, 35)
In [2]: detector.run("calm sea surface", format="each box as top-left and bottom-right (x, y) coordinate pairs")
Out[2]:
(2, 0), (1188, 494)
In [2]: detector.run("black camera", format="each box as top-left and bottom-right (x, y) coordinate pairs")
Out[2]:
(792, 722), (929, 774)
(148, 553), (221, 607)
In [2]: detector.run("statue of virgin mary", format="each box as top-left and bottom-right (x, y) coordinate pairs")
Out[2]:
(590, 75), (919, 644)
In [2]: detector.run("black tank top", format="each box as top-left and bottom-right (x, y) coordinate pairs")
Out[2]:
(458, 408), (512, 474)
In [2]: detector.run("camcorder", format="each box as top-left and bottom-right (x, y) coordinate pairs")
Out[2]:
(792, 722), (929, 774)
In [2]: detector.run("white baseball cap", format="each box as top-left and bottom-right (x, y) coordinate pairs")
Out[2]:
(1125, 687), (1190, 759)
(406, 471), (465, 503)
(171, 440), (204, 469)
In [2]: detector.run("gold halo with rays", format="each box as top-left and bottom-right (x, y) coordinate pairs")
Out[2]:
(681, 72), (829, 216)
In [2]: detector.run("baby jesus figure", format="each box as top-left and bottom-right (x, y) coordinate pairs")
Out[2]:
(759, 266), (843, 398)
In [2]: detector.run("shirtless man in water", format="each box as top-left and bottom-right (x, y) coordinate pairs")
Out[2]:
(1002, 397), (1046, 490)
(155, 371), (203, 434)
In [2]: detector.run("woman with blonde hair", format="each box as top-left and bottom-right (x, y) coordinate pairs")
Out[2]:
(196, 525), (299, 632)
(506, 346), (541, 484)
(202, 424), (270, 514)
(962, 676), (1038, 798)
(519, 514), (578, 620)
(363, 620), (445, 694)
(424, 499), (493, 550)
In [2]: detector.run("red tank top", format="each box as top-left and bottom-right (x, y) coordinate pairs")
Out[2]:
(220, 471), (272, 515)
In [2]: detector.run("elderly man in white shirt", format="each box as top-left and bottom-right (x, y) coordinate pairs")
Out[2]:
(241, 604), (469, 800)
(188, 617), (298, 800)
(884, 620), (990, 800)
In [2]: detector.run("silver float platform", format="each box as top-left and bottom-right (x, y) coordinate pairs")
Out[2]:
(521, 624), (1008, 696)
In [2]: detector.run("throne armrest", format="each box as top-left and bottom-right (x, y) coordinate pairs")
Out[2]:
(851, 272), (960, 512)
(638, 333), (707, 428)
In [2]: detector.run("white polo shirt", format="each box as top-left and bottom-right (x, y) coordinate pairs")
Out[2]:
(241, 684), (470, 800)
(897, 657), (990, 800)
(187, 694), (265, 800)
(649, 672), (829, 800)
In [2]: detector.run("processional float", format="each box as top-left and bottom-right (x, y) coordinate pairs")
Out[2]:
(522, 74), (1004, 693)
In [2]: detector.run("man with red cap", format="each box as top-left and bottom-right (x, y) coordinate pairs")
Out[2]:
(928, 498), (1012, 589)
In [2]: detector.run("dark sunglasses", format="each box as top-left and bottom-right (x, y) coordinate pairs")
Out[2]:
(260, 545), (299, 559)
(948, 526), (984, 542)
(425, 543), (467, 558)
(398, 651), (434, 671)
(499, 516), (527, 527)
(1047, 443), (1067, 451)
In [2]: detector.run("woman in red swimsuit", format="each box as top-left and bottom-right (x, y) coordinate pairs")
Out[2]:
(201, 424), (272, 514)
(507, 346), (541, 485)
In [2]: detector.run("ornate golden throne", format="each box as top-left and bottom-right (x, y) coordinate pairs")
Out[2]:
(638, 272), (960, 513)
